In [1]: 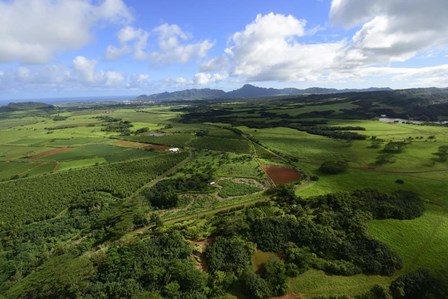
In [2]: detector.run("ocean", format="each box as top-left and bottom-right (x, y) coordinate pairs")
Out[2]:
(0, 95), (137, 107)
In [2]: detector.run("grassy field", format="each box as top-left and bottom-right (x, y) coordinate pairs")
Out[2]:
(1, 98), (447, 298)
(218, 179), (263, 198)
(369, 205), (448, 281)
(291, 206), (448, 297)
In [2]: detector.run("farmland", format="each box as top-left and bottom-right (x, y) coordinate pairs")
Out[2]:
(0, 90), (447, 298)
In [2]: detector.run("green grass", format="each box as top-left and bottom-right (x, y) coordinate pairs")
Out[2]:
(0, 161), (42, 180)
(190, 136), (251, 153)
(122, 134), (194, 147)
(368, 206), (448, 281)
(1, 102), (447, 298)
(58, 158), (106, 170)
(216, 161), (265, 178)
(251, 250), (277, 272)
(0, 145), (52, 160)
(287, 206), (448, 298)
(218, 179), (262, 198)
(289, 269), (392, 298)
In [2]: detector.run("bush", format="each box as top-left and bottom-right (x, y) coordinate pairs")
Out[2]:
(311, 175), (320, 181)
(389, 269), (447, 299)
(319, 160), (348, 174)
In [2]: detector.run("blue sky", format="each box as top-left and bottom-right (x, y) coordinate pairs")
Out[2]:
(1, 0), (448, 100)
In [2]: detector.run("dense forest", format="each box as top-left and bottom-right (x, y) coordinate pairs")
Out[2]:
(1, 183), (443, 299)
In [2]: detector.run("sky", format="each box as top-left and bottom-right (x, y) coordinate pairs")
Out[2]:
(1, 0), (448, 100)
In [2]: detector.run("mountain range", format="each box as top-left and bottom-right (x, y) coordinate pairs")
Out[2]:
(136, 84), (392, 101)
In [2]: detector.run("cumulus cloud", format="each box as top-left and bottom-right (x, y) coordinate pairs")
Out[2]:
(200, 56), (229, 72)
(0, 0), (132, 64)
(72, 56), (129, 87)
(149, 24), (214, 64)
(359, 64), (448, 87)
(0, 56), (152, 92)
(194, 72), (228, 85)
(106, 23), (214, 64)
(331, 0), (448, 64)
(224, 13), (343, 81)
(203, 6), (448, 87)
(106, 26), (149, 60)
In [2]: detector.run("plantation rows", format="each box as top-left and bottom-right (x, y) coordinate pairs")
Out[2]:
(0, 153), (187, 225)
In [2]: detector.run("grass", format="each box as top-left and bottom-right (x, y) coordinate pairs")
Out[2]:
(122, 134), (194, 147)
(368, 206), (448, 281)
(1, 102), (447, 297)
(287, 206), (448, 298)
(216, 158), (266, 179)
(251, 250), (277, 272)
(218, 179), (262, 198)
(289, 269), (392, 298)
(190, 136), (251, 153)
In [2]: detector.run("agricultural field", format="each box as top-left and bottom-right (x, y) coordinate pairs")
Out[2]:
(0, 91), (447, 298)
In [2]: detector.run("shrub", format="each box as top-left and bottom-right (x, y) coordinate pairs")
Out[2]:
(319, 160), (348, 174)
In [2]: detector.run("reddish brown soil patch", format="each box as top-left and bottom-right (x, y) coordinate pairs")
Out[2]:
(115, 140), (169, 151)
(28, 147), (72, 160)
(261, 165), (301, 185)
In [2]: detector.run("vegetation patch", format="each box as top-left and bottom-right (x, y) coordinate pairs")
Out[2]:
(0, 153), (187, 225)
(27, 147), (73, 159)
(190, 136), (251, 153)
(218, 179), (263, 198)
(114, 139), (169, 151)
(318, 160), (348, 174)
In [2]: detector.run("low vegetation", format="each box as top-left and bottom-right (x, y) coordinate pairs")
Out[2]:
(1, 90), (447, 298)
(218, 179), (262, 198)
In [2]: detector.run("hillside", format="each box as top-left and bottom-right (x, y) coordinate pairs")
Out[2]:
(135, 84), (392, 101)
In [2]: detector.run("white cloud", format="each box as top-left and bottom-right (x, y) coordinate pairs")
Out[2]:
(0, 56), (148, 90)
(106, 26), (149, 60)
(149, 24), (214, 64)
(200, 56), (229, 72)
(331, 0), (448, 64)
(194, 72), (228, 85)
(175, 77), (192, 84)
(72, 56), (129, 87)
(0, 0), (132, 64)
(224, 13), (343, 81)
(104, 71), (125, 86)
(73, 56), (98, 83)
(359, 65), (448, 87)
(106, 23), (213, 64)
(203, 8), (448, 88)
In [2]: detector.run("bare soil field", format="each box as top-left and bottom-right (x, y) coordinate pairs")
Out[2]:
(261, 165), (301, 185)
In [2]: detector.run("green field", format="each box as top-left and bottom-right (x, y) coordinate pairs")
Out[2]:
(1, 93), (447, 298)
(218, 179), (263, 198)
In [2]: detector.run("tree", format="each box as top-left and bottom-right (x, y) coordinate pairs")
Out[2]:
(206, 237), (254, 275)
(262, 257), (288, 296)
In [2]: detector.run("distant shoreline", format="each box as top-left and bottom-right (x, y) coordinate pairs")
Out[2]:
(0, 95), (136, 107)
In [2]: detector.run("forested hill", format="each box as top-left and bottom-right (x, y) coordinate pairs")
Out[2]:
(135, 84), (392, 101)
(0, 102), (54, 112)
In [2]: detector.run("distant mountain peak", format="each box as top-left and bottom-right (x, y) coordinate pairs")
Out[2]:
(135, 85), (393, 101)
